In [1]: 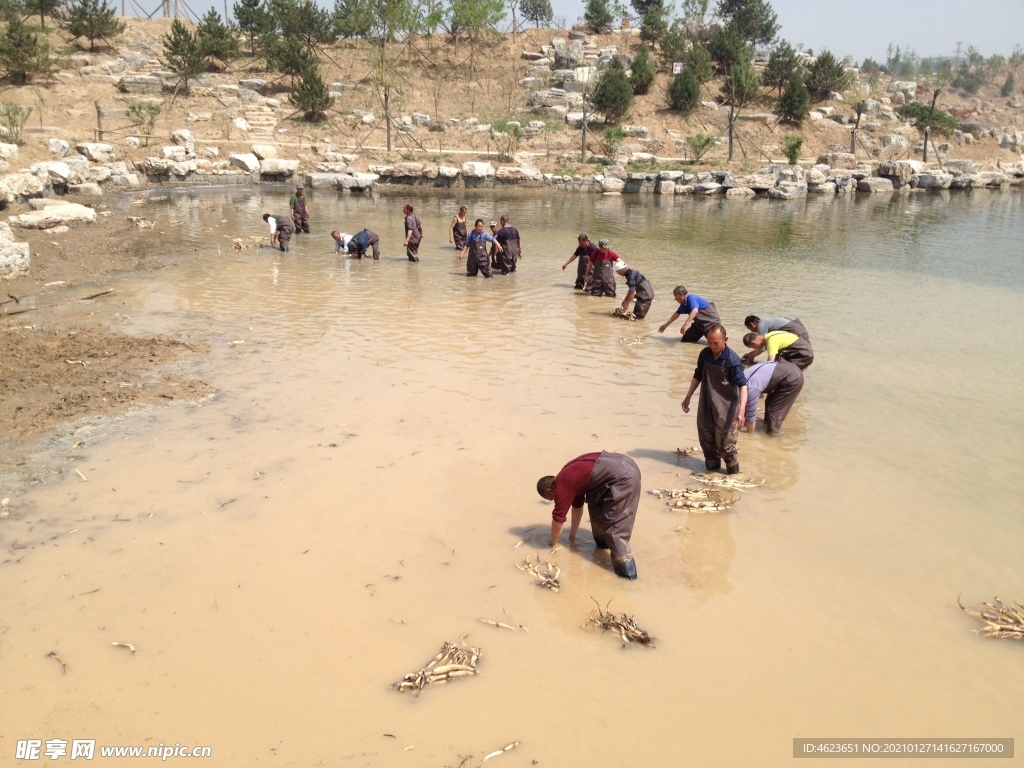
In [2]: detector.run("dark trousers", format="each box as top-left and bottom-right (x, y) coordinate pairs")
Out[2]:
(277, 223), (294, 251)
(467, 250), (492, 278)
(293, 213), (309, 233)
(406, 239), (420, 262)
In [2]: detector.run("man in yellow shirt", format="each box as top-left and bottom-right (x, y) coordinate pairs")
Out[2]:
(742, 329), (814, 370)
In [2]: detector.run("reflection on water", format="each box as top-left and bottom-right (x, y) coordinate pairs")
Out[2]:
(2, 186), (1023, 767)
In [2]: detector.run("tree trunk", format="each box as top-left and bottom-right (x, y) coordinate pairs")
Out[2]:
(728, 102), (735, 161)
(385, 88), (392, 152)
(923, 90), (939, 164)
(922, 126), (929, 163)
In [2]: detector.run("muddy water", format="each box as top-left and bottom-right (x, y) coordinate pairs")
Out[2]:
(2, 187), (1023, 767)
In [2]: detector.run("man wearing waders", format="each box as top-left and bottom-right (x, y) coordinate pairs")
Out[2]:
(536, 452), (641, 580)
(495, 215), (522, 275)
(347, 228), (380, 260)
(585, 239), (618, 297)
(614, 261), (654, 319)
(681, 325), (748, 474)
(742, 326), (814, 370)
(403, 204), (423, 262)
(289, 185), (310, 234)
(742, 315), (810, 363)
(741, 360), (804, 434)
(263, 213), (293, 252)
(659, 285), (721, 343)
(460, 219), (502, 278)
(448, 206), (468, 249)
(562, 234), (597, 290)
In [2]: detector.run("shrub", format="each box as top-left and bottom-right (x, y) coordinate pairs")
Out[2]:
(196, 9), (238, 69)
(490, 119), (525, 161)
(805, 49), (853, 100)
(685, 133), (715, 162)
(630, 45), (655, 95)
(126, 102), (162, 146)
(289, 63), (334, 122)
(777, 73), (809, 123)
(162, 19), (209, 97)
(590, 57), (633, 125)
(60, 0), (125, 52)
(1002, 72), (1016, 98)
(763, 41), (801, 94)
(667, 68), (700, 112)
(720, 53), (760, 105)
(584, 0), (613, 34)
(896, 101), (959, 136)
(521, 0), (553, 27)
(952, 67), (985, 94)
(600, 125), (626, 158)
(0, 102), (32, 145)
(781, 134), (803, 164)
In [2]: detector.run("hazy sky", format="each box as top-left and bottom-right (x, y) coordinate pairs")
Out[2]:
(176, 0), (1022, 63)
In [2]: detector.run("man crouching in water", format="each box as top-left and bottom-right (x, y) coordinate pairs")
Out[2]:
(536, 451), (641, 579)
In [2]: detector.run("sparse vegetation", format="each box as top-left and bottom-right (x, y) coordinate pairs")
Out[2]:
(685, 133), (716, 163)
(897, 101), (959, 136)
(781, 134), (802, 164)
(126, 102), (162, 146)
(490, 119), (525, 161)
(599, 125), (626, 159)
(0, 102), (32, 144)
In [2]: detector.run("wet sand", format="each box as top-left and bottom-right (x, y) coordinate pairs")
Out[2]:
(1, 188), (1022, 766)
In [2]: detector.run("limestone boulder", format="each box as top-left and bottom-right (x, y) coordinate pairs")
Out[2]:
(1, 172), (44, 199)
(229, 153), (260, 173)
(725, 186), (755, 197)
(125, 137), (141, 148)
(76, 143), (115, 163)
(41, 161), (72, 186)
(693, 181), (722, 194)
(0, 220), (29, 276)
(959, 121), (985, 140)
(392, 161), (424, 176)
(9, 202), (96, 229)
(438, 165), (461, 179)
(137, 157), (174, 175)
(817, 152), (857, 169)
(259, 158), (299, 176)
(656, 180), (675, 195)
(251, 145), (278, 161)
(728, 173), (776, 191)
(767, 181), (806, 199)
(945, 159), (974, 174)
(162, 145), (188, 161)
(915, 172), (952, 190)
(461, 161), (495, 178)
(108, 173), (141, 187)
(86, 166), (112, 183)
(495, 165), (543, 182)
(333, 172), (377, 190)
(69, 182), (103, 196)
(0, 143), (18, 162)
(857, 177), (894, 193)
(810, 181), (837, 195)
(887, 81), (917, 100)
(878, 159), (924, 181)
(170, 128), (195, 155)
(601, 177), (625, 193)
(47, 139), (70, 157)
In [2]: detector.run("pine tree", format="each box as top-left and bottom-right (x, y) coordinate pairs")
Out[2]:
(0, 11), (54, 84)
(267, 35), (316, 86)
(162, 19), (209, 96)
(197, 9), (238, 69)
(520, 0), (552, 28)
(583, 0), (612, 34)
(272, 0), (333, 47)
(763, 40), (801, 95)
(233, 0), (273, 54)
(289, 61), (334, 121)
(805, 49), (852, 100)
(591, 57), (632, 125)
(707, 19), (746, 73)
(60, 0), (126, 51)
(777, 72), (809, 122)
(667, 68), (700, 112)
(715, 0), (778, 45)
(720, 52), (760, 105)
(629, 44), (655, 95)
(332, 0), (372, 38)
(25, 0), (61, 28)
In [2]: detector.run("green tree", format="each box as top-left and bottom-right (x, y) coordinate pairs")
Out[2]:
(685, 132), (715, 162)
(197, 9), (238, 69)
(667, 68), (700, 112)
(233, 0), (274, 54)
(629, 44), (655, 95)
(763, 40), (801, 95)
(716, 0), (778, 45)
(26, 0), (61, 28)
(271, 0), (333, 47)
(267, 35), (317, 85)
(162, 18), (209, 96)
(633, 0), (667, 45)
(450, 0), (504, 79)
(584, 0), (612, 34)
(590, 56), (632, 125)
(780, 134), (802, 164)
(805, 49), (852, 100)
(707, 19), (746, 73)
(332, 0), (373, 37)
(0, 13), (54, 84)
(289, 61), (334, 121)
(720, 52), (760, 105)
(896, 101), (958, 136)
(60, 0), (125, 51)
(1002, 72), (1016, 97)
(520, 0), (552, 27)
(776, 72), (808, 122)
(679, 0), (709, 21)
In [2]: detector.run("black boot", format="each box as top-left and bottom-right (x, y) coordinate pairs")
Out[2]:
(725, 462), (740, 475)
(593, 535), (610, 550)
(705, 458), (721, 472)
(612, 557), (638, 580)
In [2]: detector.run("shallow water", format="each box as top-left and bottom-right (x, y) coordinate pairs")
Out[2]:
(2, 187), (1023, 767)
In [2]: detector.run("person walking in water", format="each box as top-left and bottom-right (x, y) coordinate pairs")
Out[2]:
(562, 234), (597, 290)
(289, 185), (310, 234)
(614, 260), (654, 319)
(659, 285), (721, 343)
(494, 215), (522, 275)
(448, 206), (468, 249)
(263, 213), (294, 252)
(403, 204), (423, 262)
(681, 324), (748, 474)
(584, 239), (618, 297)
(460, 219), (502, 278)
(536, 451), (641, 579)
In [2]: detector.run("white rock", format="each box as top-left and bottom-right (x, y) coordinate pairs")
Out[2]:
(857, 177), (894, 193)
(725, 186), (755, 197)
(0, 143), (19, 162)
(251, 144), (278, 160)
(334, 172), (377, 190)
(495, 165), (543, 182)
(601, 177), (625, 192)
(162, 145), (188, 161)
(0, 172), (44, 198)
(361, 114), (376, 124)
(438, 165), (461, 178)
(86, 166), (112, 183)
(229, 153), (260, 173)
(69, 182), (103, 196)
(170, 129), (195, 154)
(137, 157), (173, 175)
(915, 172), (952, 190)
(0, 220), (30, 277)
(109, 173), (141, 187)
(186, 112), (214, 123)
(232, 117), (250, 132)
(47, 139), (69, 157)
(461, 161), (495, 178)
(9, 202), (96, 229)
(259, 158), (299, 175)
(125, 136), (141, 148)
(76, 143), (115, 163)
(43, 161), (71, 185)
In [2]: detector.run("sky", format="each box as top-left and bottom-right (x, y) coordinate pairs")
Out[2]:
(164, 0), (1023, 64)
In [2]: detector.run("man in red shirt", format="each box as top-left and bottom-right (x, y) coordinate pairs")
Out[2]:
(536, 451), (641, 579)
(583, 238), (618, 297)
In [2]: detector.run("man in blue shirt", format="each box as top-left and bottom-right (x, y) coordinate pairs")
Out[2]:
(460, 218), (502, 278)
(659, 285), (722, 343)
(614, 261), (654, 319)
(681, 324), (748, 473)
(742, 360), (804, 434)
